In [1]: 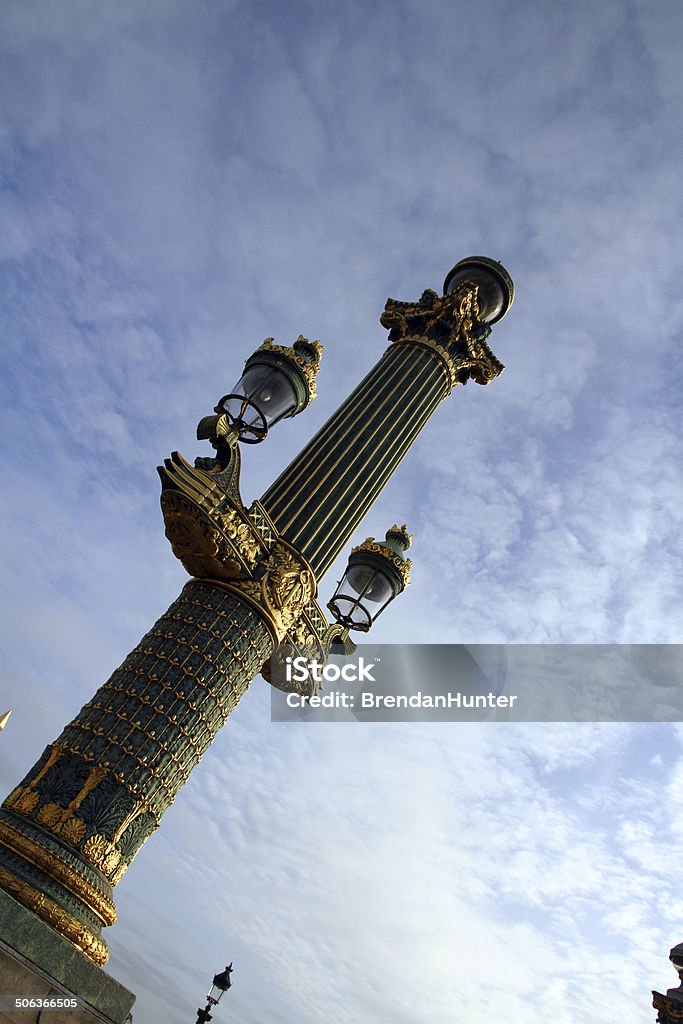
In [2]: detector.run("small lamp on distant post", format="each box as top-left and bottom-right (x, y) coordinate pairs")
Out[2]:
(195, 964), (233, 1023)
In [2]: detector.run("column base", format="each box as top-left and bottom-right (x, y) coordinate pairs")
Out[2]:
(0, 888), (134, 1023)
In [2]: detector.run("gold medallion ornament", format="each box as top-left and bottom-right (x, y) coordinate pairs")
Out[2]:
(204, 539), (317, 642)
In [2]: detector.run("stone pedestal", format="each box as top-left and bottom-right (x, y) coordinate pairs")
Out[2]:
(0, 890), (134, 1024)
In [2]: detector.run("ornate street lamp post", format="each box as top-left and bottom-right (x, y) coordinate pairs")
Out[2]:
(0, 257), (514, 968)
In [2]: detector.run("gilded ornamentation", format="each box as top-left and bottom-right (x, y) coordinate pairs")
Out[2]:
(287, 620), (317, 647)
(161, 491), (235, 577)
(23, 762), (109, 848)
(58, 815), (87, 845)
(389, 523), (413, 546)
(380, 285), (504, 392)
(247, 500), (278, 547)
(222, 508), (261, 566)
(653, 991), (683, 1023)
(221, 541), (316, 641)
(35, 802), (87, 845)
(261, 593), (355, 696)
(159, 452), (267, 579)
(351, 538), (412, 589)
(3, 746), (65, 819)
(259, 335), (323, 403)
(82, 834), (121, 878)
(267, 545), (316, 629)
(5, 787), (39, 815)
(0, 864), (109, 966)
(110, 862), (128, 886)
(0, 819), (116, 926)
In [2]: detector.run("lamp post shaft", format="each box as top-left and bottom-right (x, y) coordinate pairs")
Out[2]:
(261, 282), (505, 577)
(261, 343), (445, 578)
(0, 269), (511, 966)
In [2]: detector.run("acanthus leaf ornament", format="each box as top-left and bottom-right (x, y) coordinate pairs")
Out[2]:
(380, 284), (504, 393)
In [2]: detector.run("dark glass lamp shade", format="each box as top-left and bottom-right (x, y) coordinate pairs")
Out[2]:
(219, 363), (297, 443)
(442, 256), (514, 324)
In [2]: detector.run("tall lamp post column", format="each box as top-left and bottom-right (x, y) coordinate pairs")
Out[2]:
(0, 258), (514, 967)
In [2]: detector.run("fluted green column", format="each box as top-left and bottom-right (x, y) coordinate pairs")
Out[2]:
(262, 344), (446, 578)
(261, 284), (504, 578)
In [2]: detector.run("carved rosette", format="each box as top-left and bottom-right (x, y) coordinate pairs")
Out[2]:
(380, 284), (504, 393)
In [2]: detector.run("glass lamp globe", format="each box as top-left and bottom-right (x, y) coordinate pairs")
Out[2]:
(220, 364), (297, 443)
(442, 256), (514, 324)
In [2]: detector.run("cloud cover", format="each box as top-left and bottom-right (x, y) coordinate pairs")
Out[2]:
(1, 0), (682, 1021)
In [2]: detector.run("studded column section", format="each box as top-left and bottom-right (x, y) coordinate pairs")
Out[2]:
(0, 580), (274, 965)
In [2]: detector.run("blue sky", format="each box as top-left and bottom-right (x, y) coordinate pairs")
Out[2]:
(1, 1), (682, 1021)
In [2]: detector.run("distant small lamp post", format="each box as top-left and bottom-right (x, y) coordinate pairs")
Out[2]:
(196, 964), (233, 1023)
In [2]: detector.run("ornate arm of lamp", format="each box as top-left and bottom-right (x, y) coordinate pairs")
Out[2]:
(158, 335), (323, 579)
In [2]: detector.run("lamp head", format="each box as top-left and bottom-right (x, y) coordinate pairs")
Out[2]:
(208, 964), (233, 1004)
(442, 256), (514, 325)
(327, 526), (412, 632)
(670, 944), (683, 978)
(217, 336), (322, 443)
